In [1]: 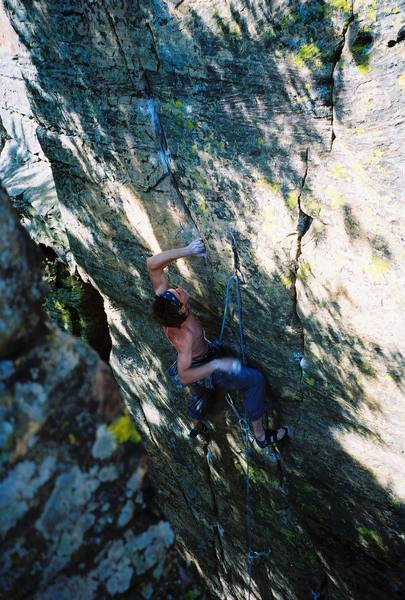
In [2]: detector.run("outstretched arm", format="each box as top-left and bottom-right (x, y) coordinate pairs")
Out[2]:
(146, 238), (205, 294)
(176, 330), (241, 385)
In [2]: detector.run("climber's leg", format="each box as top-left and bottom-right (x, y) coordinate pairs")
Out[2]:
(212, 366), (267, 422)
(188, 382), (213, 423)
(212, 367), (288, 447)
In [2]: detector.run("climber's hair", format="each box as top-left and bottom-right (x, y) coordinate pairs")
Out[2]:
(152, 295), (187, 328)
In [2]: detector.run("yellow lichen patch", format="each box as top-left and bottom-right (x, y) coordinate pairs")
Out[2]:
(366, 256), (391, 281)
(229, 21), (242, 37)
(198, 198), (209, 217)
(297, 260), (313, 283)
(262, 205), (275, 235)
(367, 8), (377, 22)
(12, 421), (40, 461)
(303, 195), (321, 217)
(286, 191), (299, 211)
(384, 3), (400, 15)
(257, 136), (265, 146)
(328, 0), (351, 11)
(191, 144), (198, 153)
(258, 176), (281, 194)
(368, 149), (384, 165)
(280, 273), (293, 287)
(107, 413), (142, 444)
(292, 43), (322, 69)
(357, 0), (377, 23)
(354, 127), (367, 136)
(68, 433), (78, 444)
(311, 221), (324, 242)
(398, 74), (405, 94)
(325, 187), (345, 209)
(358, 64), (370, 75)
(329, 162), (347, 180)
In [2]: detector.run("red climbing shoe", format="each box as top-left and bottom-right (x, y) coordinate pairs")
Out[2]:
(255, 427), (288, 449)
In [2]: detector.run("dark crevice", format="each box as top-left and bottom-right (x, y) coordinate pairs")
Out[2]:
(103, 3), (139, 89)
(40, 245), (112, 362)
(60, 10), (83, 17)
(144, 172), (170, 193)
(145, 22), (161, 72)
(329, 7), (355, 151)
(290, 149), (311, 381)
(387, 24), (405, 47)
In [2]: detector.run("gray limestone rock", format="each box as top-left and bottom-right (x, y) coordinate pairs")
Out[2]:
(1, 1), (404, 599)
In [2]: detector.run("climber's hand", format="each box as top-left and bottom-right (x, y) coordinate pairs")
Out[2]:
(213, 358), (241, 375)
(186, 238), (206, 257)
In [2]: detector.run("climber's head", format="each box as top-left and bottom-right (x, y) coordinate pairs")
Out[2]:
(152, 288), (190, 327)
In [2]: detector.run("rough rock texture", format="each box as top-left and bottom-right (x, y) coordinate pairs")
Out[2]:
(0, 6), (74, 267)
(1, 0), (404, 598)
(0, 188), (193, 599)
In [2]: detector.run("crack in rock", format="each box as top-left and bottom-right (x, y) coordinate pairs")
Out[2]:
(330, 4), (355, 151)
(145, 22), (161, 72)
(291, 149), (312, 383)
(144, 172), (170, 193)
(103, 1), (201, 238)
(142, 70), (203, 241)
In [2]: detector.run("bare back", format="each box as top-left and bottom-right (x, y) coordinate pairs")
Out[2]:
(163, 312), (209, 358)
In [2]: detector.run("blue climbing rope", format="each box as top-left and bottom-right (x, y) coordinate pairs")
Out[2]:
(219, 272), (247, 366)
(218, 232), (271, 600)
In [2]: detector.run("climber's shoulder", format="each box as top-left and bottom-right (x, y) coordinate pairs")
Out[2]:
(163, 324), (193, 352)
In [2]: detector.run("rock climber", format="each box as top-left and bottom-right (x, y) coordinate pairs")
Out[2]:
(147, 238), (287, 448)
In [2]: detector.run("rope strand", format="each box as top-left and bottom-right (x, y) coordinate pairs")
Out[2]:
(220, 269), (271, 600)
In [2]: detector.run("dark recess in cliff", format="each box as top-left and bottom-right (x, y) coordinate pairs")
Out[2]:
(41, 245), (112, 362)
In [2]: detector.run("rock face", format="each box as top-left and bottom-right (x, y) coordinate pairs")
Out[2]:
(0, 21), (74, 268)
(0, 188), (190, 599)
(1, 1), (404, 598)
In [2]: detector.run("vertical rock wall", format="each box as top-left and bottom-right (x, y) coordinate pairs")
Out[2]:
(1, 1), (404, 598)
(0, 188), (187, 599)
(0, 6), (73, 266)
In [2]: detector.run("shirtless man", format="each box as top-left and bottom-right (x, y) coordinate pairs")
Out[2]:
(147, 238), (287, 448)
